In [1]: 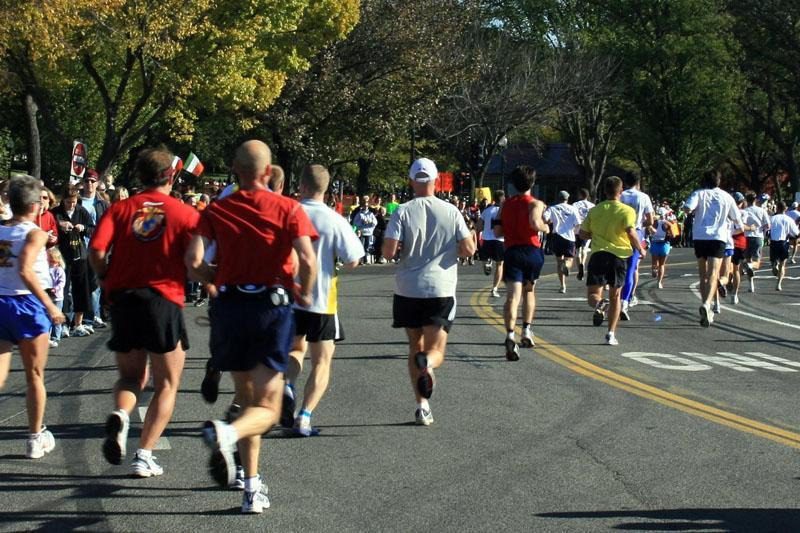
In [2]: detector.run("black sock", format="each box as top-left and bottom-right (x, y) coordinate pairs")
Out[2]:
(522, 322), (530, 329)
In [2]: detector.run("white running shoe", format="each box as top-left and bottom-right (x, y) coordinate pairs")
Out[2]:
(630, 296), (639, 307)
(657, 281), (664, 289)
(103, 409), (130, 465)
(731, 294), (739, 305)
(520, 329), (535, 348)
(61, 325), (70, 338)
(699, 304), (712, 327)
(415, 407), (434, 426)
(242, 478), (270, 513)
(72, 324), (91, 337)
(92, 317), (107, 329)
(26, 427), (55, 459)
(712, 301), (721, 314)
(131, 452), (164, 477)
(605, 332), (619, 346)
(203, 420), (238, 487)
(230, 465), (245, 490)
(558, 286), (566, 294)
(48, 340), (58, 348)
(490, 288), (500, 298)
(84, 324), (95, 335)
(619, 301), (631, 321)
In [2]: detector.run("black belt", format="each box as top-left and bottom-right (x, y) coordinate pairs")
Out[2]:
(217, 284), (292, 306)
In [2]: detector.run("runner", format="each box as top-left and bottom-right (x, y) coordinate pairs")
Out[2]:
(786, 201), (800, 264)
(284, 164), (364, 437)
(619, 171), (654, 321)
(493, 166), (549, 359)
(381, 157), (474, 426)
(186, 140), (318, 513)
(478, 190), (505, 297)
(742, 192), (771, 293)
(89, 148), (200, 477)
(572, 188), (595, 281)
(649, 207), (674, 289)
(683, 170), (742, 327)
(543, 190), (580, 294)
(728, 192), (749, 305)
(769, 201), (799, 291)
(580, 176), (645, 346)
(0, 175), (65, 459)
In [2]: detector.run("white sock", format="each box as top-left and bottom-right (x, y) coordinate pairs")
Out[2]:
(244, 475), (260, 492)
(506, 331), (515, 340)
(417, 400), (430, 411)
(136, 448), (152, 460)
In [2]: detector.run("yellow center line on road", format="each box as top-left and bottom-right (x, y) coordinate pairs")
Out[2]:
(469, 287), (800, 450)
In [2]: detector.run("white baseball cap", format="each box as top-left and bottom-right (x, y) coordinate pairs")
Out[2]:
(409, 158), (438, 183)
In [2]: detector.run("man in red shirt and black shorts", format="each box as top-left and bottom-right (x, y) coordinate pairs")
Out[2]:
(493, 166), (549, 361)
(89, 148), (200, 478)
(185, 140), (317, 514)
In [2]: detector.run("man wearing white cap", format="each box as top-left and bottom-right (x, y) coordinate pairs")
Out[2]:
(382, 157), (475, 426)
(543, 190), (581, 294)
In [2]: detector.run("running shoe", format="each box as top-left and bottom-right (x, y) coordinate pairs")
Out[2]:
(577, 263), (584, 281)
(48, 340), (58, 348)
(292, 416), (320, 437)
(415, 407), (434, 426)
(776, 282), (783, 291)
(468, 257), (474, 266)
(280, 388), (296, 428)
(605, 332), (619, 346)
(72, 324), (91, 337)
(194, 298), (207, 307)
(593, 300), (608, 326)
(414, 352), (435, 399)
(657, 281), (664, 289)
(743, 263), (754, 278)
(558, 286), (566, 294)
(203, 420), (238, 487)
(201, 359), (221, 404)
(224, 403), (242, 424)
(749, 278), (755, 293)
(772, 262), (779, 276)
(559, 262), (569, 277)
(731, 294), (739, 305)
(630, 296), (639, 307)
(699, 304), (712, 328)
(103, 409), (130, 465)
(131, 452), (164, 477)
(504, 337), (520, 361)
(483, 261), (492, 276)
(242, 478), (270, 513)
(92, 317), (107, 329)
(490, 288), (500, 298)
(84, 324), (95, 335)
(61, 325), (70, 338)
(712, 301), (721, 314)
(717, 281), (727, 298)
(26, 426), (55, 459)
(619, 301), (630, 321)
(230, 465), (245, 490)
(520, 329), (535, 348)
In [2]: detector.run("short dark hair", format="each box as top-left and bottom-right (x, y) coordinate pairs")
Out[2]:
(745, 192), (757, 205)
(8, 175), (41, 216)
(135, 148), (175, 188)
(578, 188), (590, 200)
(700, 169), (721, 189)
(623, 171), (640, 188)
(509, 166), (536, 194)
(494, 190), (505, 202)
(604, 176), (623, 198)
(775, 201), (787, 213)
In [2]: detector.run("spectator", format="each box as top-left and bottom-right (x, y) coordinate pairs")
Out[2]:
(352, 195), (378, 264)
(47, 248), (66, 347)
(111, 187), (129, 203)
(35, 187), (59, 248)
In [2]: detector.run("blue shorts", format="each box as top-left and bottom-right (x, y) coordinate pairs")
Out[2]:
(650, 241), (671, 257)
(209, 296), (294, 373)
(503, 245), (544, 284)
(724, 248), (734, 258)
(0, 294), (52, 343)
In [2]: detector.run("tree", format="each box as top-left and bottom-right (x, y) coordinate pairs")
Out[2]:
(0, 0), (359, 180)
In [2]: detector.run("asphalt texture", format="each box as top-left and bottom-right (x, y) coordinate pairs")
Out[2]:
(1, 247), (800, 532)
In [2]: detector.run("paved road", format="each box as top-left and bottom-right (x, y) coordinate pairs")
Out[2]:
(2, 247), (800, 531)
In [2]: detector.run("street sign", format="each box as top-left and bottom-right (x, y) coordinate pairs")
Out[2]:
(70, 140), (87, 182)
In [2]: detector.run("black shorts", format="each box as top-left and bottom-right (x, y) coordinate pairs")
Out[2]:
(108, 288), (189, 354)
(694, 240), (726, 259)
(745, 237), (763, 261)
(503, 245), (544, 283)
(575, 236), (588, 249)
(586, 251), (628, 288)
(551, 234), (576, 258)
(770, 240), (790, 261)
(392, 294), (455, 333)
(732, 248), (746, 266)
(480, 240), (504, 262)
(294, 309), (344, 342)
(209, 294), (294, 373)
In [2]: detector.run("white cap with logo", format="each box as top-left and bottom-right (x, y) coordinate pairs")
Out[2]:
(409, 158), (438, 183)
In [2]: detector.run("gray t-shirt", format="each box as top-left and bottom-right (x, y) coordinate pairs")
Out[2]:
(384, 196), (471, 298)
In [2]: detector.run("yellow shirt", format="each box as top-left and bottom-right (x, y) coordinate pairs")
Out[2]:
(581, 200), (636, 258)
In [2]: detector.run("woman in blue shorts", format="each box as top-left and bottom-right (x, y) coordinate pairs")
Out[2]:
(649, 208), (673, 289)
(0, 175), (65, 459)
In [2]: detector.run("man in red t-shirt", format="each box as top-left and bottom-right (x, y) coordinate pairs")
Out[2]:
(185, 140), (317, 514)
(493, 166), (549, 361)
(89, 148), (200, 478)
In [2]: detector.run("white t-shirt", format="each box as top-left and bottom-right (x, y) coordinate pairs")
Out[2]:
(652, 220), (669, 242)
(786, 209), (800, 223)
(480, 204), (503, 242)
(573, 199), (595, 222)
(0, 221), (50, 295)
(742, 205), (771, 238)
(620, 188), (654, 230)
(293, 199), (364, 315)
(684, 187), (742, 242)
(384, 196), (471, 298)
(769, 213), (799, 242)
(543, 202), (580, 241)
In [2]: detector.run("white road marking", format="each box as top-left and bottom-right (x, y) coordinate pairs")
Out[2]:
(137, 406), (171, 450)
(622, 351), (798, 373)
(621, 352), (711, 371)
(689, 282), (800, 332)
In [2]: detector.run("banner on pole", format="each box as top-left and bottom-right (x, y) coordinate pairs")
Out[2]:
(70, 141), (87, 183)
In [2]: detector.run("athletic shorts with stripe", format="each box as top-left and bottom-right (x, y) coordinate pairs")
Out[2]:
(294, 309), (344, 342)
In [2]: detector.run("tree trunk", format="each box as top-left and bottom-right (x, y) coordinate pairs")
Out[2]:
(24, 94), (41, 180)
(357, 157), (372, 196)
(784, 146), (799, 197)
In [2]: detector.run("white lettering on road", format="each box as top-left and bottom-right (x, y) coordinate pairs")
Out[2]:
(621, 352), (711, 371)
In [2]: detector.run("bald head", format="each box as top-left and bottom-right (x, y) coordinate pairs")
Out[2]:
(233, 140), (272, 185)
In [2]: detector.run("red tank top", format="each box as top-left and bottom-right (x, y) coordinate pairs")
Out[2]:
(502, 194), (542, 248)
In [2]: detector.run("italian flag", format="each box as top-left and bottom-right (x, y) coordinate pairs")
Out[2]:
(184, 153), (205, 177)
(171, 156), (183, 173)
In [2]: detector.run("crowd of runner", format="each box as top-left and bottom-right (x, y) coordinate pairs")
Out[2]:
(0, 142), (797, 514)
